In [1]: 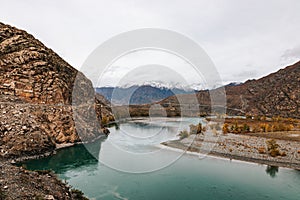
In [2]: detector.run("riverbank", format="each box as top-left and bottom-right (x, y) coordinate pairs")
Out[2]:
(162, 132), (300, 170)
(0, 160), (89, 200)
(0, 134), (109, 199)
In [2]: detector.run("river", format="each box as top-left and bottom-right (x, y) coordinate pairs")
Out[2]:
(21, 118), (300, 200)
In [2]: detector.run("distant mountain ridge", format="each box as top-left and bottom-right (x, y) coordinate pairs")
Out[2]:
(126, 61), (300, 118)
(96, 85), (196, 105)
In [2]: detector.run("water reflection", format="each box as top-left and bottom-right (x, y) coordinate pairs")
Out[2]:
(265, 166), (279, 178)
(18, 139), (104, 174)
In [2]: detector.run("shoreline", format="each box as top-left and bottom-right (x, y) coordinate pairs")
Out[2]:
(10, 134), (107, 164)
(161, 135), (300, 170)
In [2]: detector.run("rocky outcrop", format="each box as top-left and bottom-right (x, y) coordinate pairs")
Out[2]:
(0, 22), (112, 159)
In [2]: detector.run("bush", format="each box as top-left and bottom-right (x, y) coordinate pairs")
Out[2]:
(261, 116), (267, 121)
(228, 122), (250, 134)
(179, 130), (189, 140)
(266, 139), (281, 157)
(270, 149), (281, 157)
(281, 152), (287, 157)
(242, 124), (250, 132)
(189, 123), (202, 134)
(246, 114), (253, 119)
(258, 147), (266, 154)
(101, 116), (108, 126)
(222, 123), (229, 134)
(266, 139), (279, 151)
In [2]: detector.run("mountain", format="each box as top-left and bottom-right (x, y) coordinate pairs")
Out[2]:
(225, 82), (243, 87)
(225, 61), (300, 118)
(0, 22), (112, 159)
(95, 85), (196, 105)
(127, 61), (300, 118)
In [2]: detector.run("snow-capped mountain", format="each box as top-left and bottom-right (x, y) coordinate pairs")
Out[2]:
(95, 84), (197, 105)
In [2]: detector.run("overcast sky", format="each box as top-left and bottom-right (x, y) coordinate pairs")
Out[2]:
(1, 0), (300, 88)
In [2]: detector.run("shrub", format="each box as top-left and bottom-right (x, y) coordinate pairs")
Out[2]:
(242, 124), (250, 133)
(260, 123), (267, 132)
(222, 123), (229, 134)
(189, 123), (202, 134)
(281, 152), (287, 157)
(246, 114), (253, 119)
(101, 116), (109, 126)
(266, 139), (281, 157)
(251, 125), (259, 133)
(108, 115), (115, 122)
(179, 130), (189, 140)
(266, 139), (279, 151)
(254, 115), (261, 121)
(258, 147), (266, 154)
(270, 149), (281, 157)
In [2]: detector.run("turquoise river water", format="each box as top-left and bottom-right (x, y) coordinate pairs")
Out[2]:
(21, 118), (300, 200)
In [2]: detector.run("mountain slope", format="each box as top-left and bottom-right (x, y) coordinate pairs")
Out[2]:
(0, 22), (111, 158)
(127, 61), (300, 118)
(96, 85), (196, 105)
(225, 61), (300, 117)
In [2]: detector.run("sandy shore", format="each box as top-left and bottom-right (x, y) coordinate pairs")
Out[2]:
(162, 133), (300, 170)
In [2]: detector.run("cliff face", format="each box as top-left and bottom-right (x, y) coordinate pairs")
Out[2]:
(0, 22), (111, 158)
(0, 23), (78, 104)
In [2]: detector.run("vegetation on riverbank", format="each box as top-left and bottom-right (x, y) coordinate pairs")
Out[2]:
(215, 116), (300, 135)
(178, 123), (204, 139)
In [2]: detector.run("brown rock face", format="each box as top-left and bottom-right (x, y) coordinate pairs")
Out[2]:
(0, 22), (111, 158)
(0, 24), (76, 104)
(225, 61), (300, 118)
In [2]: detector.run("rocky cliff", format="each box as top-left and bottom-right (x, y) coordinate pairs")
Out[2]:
(0, 22), (111, 159)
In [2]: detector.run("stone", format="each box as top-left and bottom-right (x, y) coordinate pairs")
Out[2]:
(0, 22), (113, 158)
(44, 194), (55, 200)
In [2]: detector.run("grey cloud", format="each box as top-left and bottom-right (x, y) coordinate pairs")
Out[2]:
(281, 46), (300, 60)
(1, 0), (299, 88)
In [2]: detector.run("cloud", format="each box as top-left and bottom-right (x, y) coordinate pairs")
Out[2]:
(281, 45), (300, 63)
(1, 0), (300, 86)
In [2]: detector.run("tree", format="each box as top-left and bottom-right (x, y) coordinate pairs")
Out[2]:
(266, 139), (280, 157)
